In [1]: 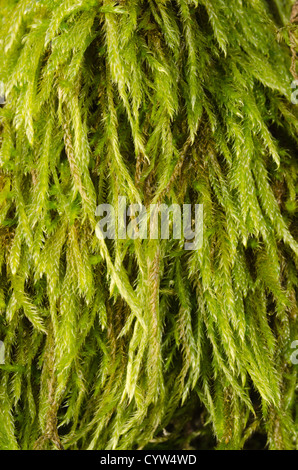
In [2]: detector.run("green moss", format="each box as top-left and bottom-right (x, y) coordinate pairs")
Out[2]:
(0, 0), (297, 450)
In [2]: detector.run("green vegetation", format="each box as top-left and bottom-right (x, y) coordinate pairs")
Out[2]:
(0, 0), (297, 450)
